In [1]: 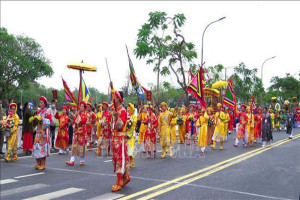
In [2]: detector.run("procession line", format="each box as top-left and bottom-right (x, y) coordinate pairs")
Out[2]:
(185, 183), (293, 200)
(118, 136), (295, 200)
(137, 135), (300, 200)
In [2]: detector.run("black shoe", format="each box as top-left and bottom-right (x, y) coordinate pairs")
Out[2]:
(289, 137), (292, 139)
(0, 152), (5, 155)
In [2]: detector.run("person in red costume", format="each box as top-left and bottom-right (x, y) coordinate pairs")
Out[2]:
(66, 101), (88, 166)
(254, 107), (263, 143)
(55, 106), (69, 154)
(233, 104), (248, 148)
(86, 102), (97, 151)
(97, 102), (112, 156)
(111, 86), (131, 192)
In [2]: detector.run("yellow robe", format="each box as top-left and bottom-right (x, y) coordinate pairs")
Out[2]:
(224, 113), (230, 135)
(170, 117), (177, 145)
(178, 114), (187, 143)
(126, 114), (137, 157)
(138, 112), (148, 144)
(246, 113), (255, 142)
(96, 111), (103, 139)
(4, 114), (19, 156)
(197, 113), (209, 147)
(270, 113), (275, 129)
(212, 111), (226, 142)
(158, 110), (172, 148)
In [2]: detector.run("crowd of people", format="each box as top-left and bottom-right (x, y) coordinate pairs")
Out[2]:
(0, 93), (300, 192)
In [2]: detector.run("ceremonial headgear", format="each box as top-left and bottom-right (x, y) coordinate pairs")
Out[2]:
(241, 104), (247, 109)
(9, 103), (17, 109)
(102, 102), (108, 107)
(114, 90), (123, 103)
(80, 100), (87, 108)
(62, 105), (69, 112)
(39, 96), (48, 106)
(160, 102), (167, 108)
(87, 102), (92, 108)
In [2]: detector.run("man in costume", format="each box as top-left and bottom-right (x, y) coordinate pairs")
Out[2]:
(22, 102), (33, 155)
(228, 108), (234, 135)
(97, 102), (112, 156)
(49, 100), (57, 150)
(269, 109), (275, 129)
(144, 105), (158, 158)
(158, 102), (173, 159)
(177, 106), (187, 144)
(31, 96), (52, 170)
(169, 108), (177, 148)
(234, 104), (248, 148)
(212, 103), (226, 150)
(223, 107), (230, 140)
(262, 107), (273, 147)
(186, 104), (198, 145)
(246, 106), (255, 147)
(197, 108), (208, 153)
(126, 103), (137, 167)
(2, 103), (19, 162)
(137, 105), (148, 152)
(86, 102), (97, 151)
(66, 101), (88, 166)
(54, 106), (69, 154)
(96, 104), (103, 141)
(111, 87), (131, 192)
(254, 107), (263, 143)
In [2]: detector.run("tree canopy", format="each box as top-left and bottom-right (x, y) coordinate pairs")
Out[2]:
(0, 27), (53, 100)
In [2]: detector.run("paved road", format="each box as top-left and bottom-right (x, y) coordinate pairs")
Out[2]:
(1, 129), (299, 200)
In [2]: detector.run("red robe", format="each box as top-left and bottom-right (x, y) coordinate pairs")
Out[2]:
(187, 111), (198, 136)
(99, 109), (112, 149)
(144, 113), (158, 152)
(237, 111), (248, 139)
(112, 105), (130, 174)
(254, 113), (263, 139)
(71, 111), (88, 156)
(54, 113), (69, 149)
(86, 110), (97, 143)
(228, 113), (234, 131)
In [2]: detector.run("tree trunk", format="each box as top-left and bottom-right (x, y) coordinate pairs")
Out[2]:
(156, 59), (161, 103)
(185, 90), (189, 106)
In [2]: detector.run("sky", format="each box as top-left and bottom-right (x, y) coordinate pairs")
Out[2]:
(1, 1), (299, 94)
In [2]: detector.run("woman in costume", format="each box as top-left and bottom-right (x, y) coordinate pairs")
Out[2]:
(55, 106), (69, 154)
(262, 107), (273, 147)
(144, 105), (158, 158)
(22, 102), (33, 155)
(126, 103), (137, 167)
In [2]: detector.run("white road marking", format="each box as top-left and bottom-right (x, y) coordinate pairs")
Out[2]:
(0, 183), (48, 197)
(0, 179), (18, 185)
(15, 172), (45, 179)
(186, 183), (293, 200)
(104, 160), (112, 162)
(88, 193), (124, 200)
(24, 187), (85, 200)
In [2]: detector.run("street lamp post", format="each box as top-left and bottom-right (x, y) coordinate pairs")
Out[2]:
(260, 56), (276, 105)
(201, 17), (226, 66)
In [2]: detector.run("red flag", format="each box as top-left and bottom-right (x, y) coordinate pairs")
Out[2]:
(186, 67), (206, 108)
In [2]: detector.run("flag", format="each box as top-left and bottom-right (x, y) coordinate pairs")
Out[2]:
(223, 77), (236, 109)
(126, 46), (148, 99)
(78, 77), (91, 103)
(186, 67), (206, 108)
(62, 78), (77, 107)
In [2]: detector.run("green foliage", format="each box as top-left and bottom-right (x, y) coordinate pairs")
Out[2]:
(205, 64), (224, 87)
(0, 28), (53, 100)
(265, 73), (300, 103)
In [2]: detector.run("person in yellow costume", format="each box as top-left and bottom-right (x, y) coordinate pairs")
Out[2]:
(246, 106), (255, 147)
(196, 108), (208, 153)
(178, 107), (188, 144)
(158, 102), (173, 159)
(269, 109), (275, 129)
(95, 104), (103, 156)
(126, 103), (137, 168)
(138, 105), (148, 152)
(170, 108), (177, 146)
(2, 103), (19, 162)
(212, 103), (226, 150)
(223, 107), (230, 141)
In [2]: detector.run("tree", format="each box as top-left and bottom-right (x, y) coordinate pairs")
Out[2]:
(231, 62), (264, 105)
(134, 11), (169, 103)
(134, 12), (198, 105)
(204, 64), (224, 87)
(265, 73), (300, 103)
(0, 28), (53, 100)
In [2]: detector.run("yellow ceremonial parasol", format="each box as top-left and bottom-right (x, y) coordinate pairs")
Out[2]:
(212, 80), (228, 89)
(67, 61), (97, 72)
